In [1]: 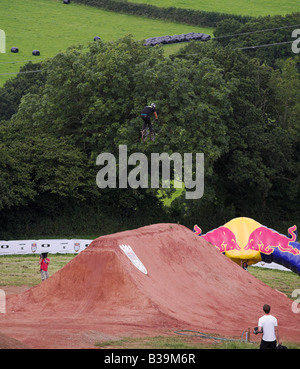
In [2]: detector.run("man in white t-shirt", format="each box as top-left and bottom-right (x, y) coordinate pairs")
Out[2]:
(258, 304), (281, 349)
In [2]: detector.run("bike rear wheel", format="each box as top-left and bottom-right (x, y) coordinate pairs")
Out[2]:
(141, 127), (155, 142)
(150, 129), (155, 141)
(141, 128), (149, 142)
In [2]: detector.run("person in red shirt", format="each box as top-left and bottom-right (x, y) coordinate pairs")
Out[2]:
(39, 253), (50, 282)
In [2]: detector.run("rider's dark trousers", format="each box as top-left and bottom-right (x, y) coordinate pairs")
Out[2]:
(141, 115), (153, 133)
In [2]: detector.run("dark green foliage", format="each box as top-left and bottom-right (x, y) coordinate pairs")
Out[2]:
(0, 25), (299, 238)
(214, 13), (300, 67)
(170, 41), (300, 232)
(0, 62), (46, 121)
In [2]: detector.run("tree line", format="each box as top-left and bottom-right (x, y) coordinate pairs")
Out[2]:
(0, 13), (299, 239)
(71, 0), (252, 27)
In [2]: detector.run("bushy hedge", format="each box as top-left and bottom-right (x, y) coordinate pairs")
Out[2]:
(71, 0), (252, 27)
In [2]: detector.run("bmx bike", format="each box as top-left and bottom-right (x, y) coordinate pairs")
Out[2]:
(141, 126), (155, 143)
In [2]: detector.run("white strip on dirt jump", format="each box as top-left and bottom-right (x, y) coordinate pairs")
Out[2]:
(119, 244), (147, 275)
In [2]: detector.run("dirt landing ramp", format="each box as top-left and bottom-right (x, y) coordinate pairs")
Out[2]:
(1, 223), (299, 348)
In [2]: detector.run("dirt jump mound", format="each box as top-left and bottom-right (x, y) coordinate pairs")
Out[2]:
(1, 223), (299, 348)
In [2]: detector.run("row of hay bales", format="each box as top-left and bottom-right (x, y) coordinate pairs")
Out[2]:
(144, 32), (211, 46)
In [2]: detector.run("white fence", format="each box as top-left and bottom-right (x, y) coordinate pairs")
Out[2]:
(0, 239), (93, 255)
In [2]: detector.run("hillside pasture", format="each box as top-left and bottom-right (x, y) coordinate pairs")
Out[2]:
(129, 0), (300, 17)
(0, 0), (212, 85)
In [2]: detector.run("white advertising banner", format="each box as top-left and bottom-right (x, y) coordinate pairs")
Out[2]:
(0, 240), (31, 255)
(0, 239), (92, 255)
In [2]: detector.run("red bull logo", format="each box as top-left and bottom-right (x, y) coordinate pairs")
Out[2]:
(193, 225), (202, 236)
(194, 225), (241, 253)
(245, 226), (300, 256)
(194, 218), (300, 275)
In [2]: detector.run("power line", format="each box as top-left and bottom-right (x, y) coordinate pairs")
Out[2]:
(0, 70), (42, 76)
(174, 40), (294, 58)
(0, 59), (44, 65)
(0, 40), (294, 76)
(212, 24), (300, 40)
(172, 24), (299, 57)
(233, 40), (294, 51)
(0, 24), (299, 76)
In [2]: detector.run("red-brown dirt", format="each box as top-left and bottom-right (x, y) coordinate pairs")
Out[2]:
(0, 223), (299, 348)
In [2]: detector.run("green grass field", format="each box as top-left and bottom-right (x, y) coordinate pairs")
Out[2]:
(0, 0), (212, 85)
(1, 0), (297, 85)
(130, 0), (300, 17)
(94, 334), (300, 349)
(0, 253), (74, 286)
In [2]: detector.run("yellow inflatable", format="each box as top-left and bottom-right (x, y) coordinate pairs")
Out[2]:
(223, 217), (262, 265)
(194, 217), (300, 275)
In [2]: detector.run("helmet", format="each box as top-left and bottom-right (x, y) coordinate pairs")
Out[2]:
(150, 103), (156, 108)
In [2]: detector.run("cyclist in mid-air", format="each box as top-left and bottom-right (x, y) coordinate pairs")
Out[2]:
(140, 103), (158, 140)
